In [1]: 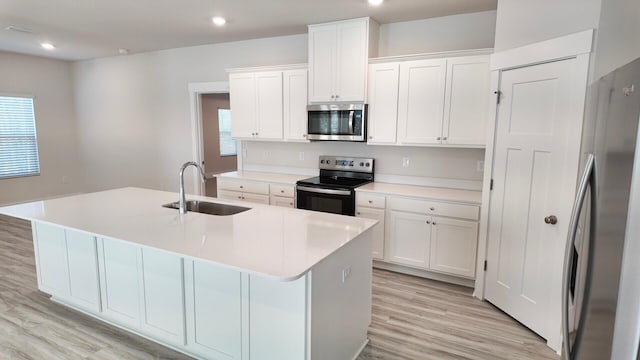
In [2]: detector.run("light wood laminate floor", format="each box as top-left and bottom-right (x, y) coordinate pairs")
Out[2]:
(0, 215), (558, 359)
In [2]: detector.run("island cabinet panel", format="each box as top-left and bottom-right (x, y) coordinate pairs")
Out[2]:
(140, 248), (186, 345)
(249, 274), (307, 359)
(32, 222), (69, 296)
(184, 260), (243, 360)
(65, 231), (101, 312)
(98, 238), (143, 329)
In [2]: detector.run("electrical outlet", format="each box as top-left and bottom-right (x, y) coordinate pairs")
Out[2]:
(299, 152), (305, 161)
(477, 160), (484, 172)
(341, 266), (352, 283)
(402, 157), (410, 168)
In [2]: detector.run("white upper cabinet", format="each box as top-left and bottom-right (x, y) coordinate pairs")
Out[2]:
(367, 53), (490, 147)
(308, 17), (378, 103)
(283, 69), (309, 141)
(230, 71), (283, 140)
(397, 59), (448, 145)
(367, 63), (400, 144)
(442, 56), (490, 146)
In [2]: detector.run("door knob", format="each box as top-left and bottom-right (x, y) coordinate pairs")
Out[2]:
(544, 215), (558, 225)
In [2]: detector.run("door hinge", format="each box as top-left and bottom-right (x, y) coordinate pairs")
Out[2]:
(484, 260), (487, 271)
(494, 90), (502, 105)
(490, 179), (494, 190)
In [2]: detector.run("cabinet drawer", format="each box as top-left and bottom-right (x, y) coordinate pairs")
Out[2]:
(218, 190), (244, 201)
(270, 184), (295, 198)
(270, 195), (295, 208)
(388, 197), (479, 221)
(356, 193), (386, 209)
(218, 179), (269, 195)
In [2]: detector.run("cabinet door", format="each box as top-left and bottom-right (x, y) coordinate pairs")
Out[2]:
(230, 73), (256, 138)
(387, 210), (430, 268)
(442, 56), (490, 146)
(397, 59), (447, 145)
(335, 20), (368, 102)
(367, 63), (400, 144)
(32, 222), (69, 296)
(255, 71), (283, 140)
(65, 231), (101, 312)
(98, 238), (142, 328)
(356, 207), (385, 260)
(185, 260), (243, 360)
(429, 217), (478, 278)
(283, 69), (309, 141)
(140, 247), (185, 345)
(308, 24), (336, 102)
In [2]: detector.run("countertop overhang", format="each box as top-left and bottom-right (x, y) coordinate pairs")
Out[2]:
(0, 187), (376, 281)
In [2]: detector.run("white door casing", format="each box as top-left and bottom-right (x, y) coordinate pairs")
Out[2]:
(485, 56), (588, 347)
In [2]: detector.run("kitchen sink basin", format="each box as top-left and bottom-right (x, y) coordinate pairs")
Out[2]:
(162, 200), (250, 216)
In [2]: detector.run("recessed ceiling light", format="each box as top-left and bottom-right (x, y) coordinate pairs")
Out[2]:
(212, 17), (226, 26)
(41, 42), (55, 50)
(368, 0), (384, 5)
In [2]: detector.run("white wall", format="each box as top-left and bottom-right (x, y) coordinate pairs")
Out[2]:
(73, 34), (308, 193)
(378, 11), (496, 56)
(494, 0), (601, 52)
(592, 0), (640, 79)
(0, 52), (82, 205)
(73, 13), (496, 194)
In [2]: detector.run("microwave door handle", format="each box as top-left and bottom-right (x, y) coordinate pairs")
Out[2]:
(562, 153), (596, 359)
(349, 110), (354, 134)
(297, 186), (351, 196)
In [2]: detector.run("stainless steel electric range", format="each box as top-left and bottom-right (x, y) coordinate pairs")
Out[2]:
(296, 156), (374, 216)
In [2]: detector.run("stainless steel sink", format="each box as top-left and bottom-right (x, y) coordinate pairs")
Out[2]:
(162, 200), (250, 216)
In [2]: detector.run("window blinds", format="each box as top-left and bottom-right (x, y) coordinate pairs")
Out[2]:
(0, 96), (40, 179)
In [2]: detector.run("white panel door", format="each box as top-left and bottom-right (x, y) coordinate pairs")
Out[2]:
(429, 217), (478, 278)
(397, 59), (447, 145)
(443, 56), (490, 146)
(486, 58), (583, 341)
(32, 222), (69, 296)
(249, 274), (307, 359)
(65, 230), (101, 312)
(229, 73), (256, 138)
(140, 247), (185, 345)
(335, 20), (367, 102)
(255, 71), (283, 140)
(356, 207), (385, 260)
(387, 210), (430, 268)
(185, 260), (242, 360)
(283, 69), (309, 141)
(99, 238), (142, 328)
(308, 24), (336, 102)
(367, 63), (400, 144)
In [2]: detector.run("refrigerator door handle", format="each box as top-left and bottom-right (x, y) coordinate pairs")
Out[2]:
(562, 153), (597, 359)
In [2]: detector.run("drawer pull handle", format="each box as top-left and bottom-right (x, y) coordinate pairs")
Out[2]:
(357, 212), (361, 215)
(426, 220), (431, 224)
(240, 185), (243, 189)
(430, 207), (435, 211)
(432, 222), (437, 226)
(281, 190), (285, 193)
(368, 200), (373, 204)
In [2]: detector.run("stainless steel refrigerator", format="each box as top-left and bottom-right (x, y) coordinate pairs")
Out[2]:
(563, 57), (640, 359)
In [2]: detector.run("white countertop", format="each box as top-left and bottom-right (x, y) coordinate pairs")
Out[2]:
(0, 187), (376, 281)
(216, 171), (311, 185)
(357, 182), (482, 205)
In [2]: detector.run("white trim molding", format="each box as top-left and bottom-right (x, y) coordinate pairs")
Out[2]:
(188, 81), (230, 196)
(490, 29), (594, 71)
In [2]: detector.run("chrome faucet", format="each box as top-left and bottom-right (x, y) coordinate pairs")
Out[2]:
(179, 161), (206, 214)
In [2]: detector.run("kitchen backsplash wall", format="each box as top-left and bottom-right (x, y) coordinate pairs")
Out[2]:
(242, 141), (485, 189)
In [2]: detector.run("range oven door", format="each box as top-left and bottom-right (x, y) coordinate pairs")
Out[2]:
(296, 185), (355, 216)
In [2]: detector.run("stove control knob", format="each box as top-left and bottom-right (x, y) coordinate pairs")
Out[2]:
(365, 162), (370, 167)
(320, 160), (325, 164)
(359, 162), (364, 166)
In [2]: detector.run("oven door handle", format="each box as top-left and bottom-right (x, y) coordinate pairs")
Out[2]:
(297, 186), (351, 196)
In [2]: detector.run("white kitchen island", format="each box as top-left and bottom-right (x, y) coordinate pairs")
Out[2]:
(0, 187), (376, 360)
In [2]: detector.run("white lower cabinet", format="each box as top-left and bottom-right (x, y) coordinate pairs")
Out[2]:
(98, 237), (143, 328)
(32, 222), (100, 312)
(184, 260), (243, 360)
(356, 207), (385, 260)
(429, 217), (478, 278)
(140, 248), (186, 345)
(387, 210), (431, 268)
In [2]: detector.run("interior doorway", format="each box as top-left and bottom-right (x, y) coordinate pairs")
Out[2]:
(200, 93), (237, 197)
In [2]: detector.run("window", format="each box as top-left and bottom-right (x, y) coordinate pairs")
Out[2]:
(218, 108), (236, 156)
(0, 95), (40, 179)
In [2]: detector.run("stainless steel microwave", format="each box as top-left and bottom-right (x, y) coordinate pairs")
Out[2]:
(307, 104), (367, 141)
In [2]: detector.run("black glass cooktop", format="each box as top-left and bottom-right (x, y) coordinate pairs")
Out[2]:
(297, 176), (372, 189)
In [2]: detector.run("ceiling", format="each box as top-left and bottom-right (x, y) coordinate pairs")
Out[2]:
(0, 0), (497, 61)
